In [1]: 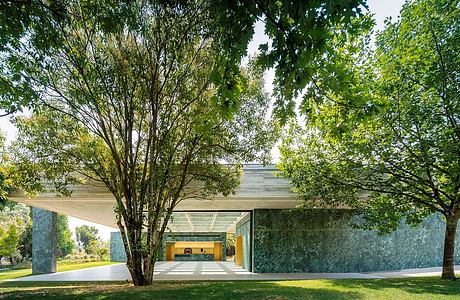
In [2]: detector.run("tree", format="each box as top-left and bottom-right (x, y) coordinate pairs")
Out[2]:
(279, 0), (460, 280)
(57, 214), (75, 257)
(18, 221), (32, 260)
(0, 0), (67, 116)
(0, 0), (369, 119)
(207, 0), (371, 121)
(9, 1), (275, 286)
(0, 203), (31, 264)
(0, 225), (18, 264)
(75, 225), (98, 253)
(87, 238), (109, 260)
(0, 131), (13, 201)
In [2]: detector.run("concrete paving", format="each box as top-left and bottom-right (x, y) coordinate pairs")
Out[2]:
(365, 265), (460, 278)
(8, 262), (460, 281)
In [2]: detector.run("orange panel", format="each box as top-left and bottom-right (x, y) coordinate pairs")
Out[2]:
(213, 242), (222, 261)
(235, 236), (243, 266)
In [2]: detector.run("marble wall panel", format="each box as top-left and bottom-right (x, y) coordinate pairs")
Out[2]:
(253, 209), (460, 273)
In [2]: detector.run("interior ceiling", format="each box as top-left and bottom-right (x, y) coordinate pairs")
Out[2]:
(168, 212), (248, 233)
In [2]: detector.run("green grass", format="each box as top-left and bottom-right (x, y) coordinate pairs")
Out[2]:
(0, 277), (459, 299)
(0, 261), (118, 281)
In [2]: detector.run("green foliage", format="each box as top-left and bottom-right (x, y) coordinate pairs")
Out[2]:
(209, 0), (371, 122)
(0, 203), (31, 262)
(0, 0), (67, 115)
(280, 0), (460, 231)
(0, 131), (14, 201)
(97, 247), (109, 261)
(18, 222), (32, 260)
(225, 233), (235, 251)
(0, 1), (369, 121)
(0, 225), (18, 258)
(279, 0), (460, 278)
(85, 239), (109, 261)
(63, 249), (103, 263)
(56, 214), (75, 258)
(75, 225), (98, 253)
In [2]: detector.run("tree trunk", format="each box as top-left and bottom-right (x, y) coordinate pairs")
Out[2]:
(143, 254), (155, 285)
(128, 254), (148, 285)
(125, 240), (158, 286)
(441, 215), (458, 280)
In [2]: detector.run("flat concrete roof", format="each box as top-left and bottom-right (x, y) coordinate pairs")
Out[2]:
(9, 165), (299, 228)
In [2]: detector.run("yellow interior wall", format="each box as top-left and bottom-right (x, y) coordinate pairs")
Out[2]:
(166, 243), (175, 261)
(235, 236), (243, 266)
(166, 243), (171, 261)
(213, 242), (222, 261)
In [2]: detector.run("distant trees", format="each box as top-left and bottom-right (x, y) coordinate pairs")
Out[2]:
(56, 214), (75, 258)
(74, 225), (108, 260)
(0, 204), (76, 263)
(75, 225), (98, 253)
(0, 203), (31, 265)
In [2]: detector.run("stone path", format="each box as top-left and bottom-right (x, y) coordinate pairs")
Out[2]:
(8, 262), (460, 281)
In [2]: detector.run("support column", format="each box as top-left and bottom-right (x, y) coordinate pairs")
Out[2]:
(32, 207), (57, 274)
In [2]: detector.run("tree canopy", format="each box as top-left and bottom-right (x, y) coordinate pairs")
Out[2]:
(279, 0), (460, 280)
(7, 0), (276, 285)
(0, 0), (369, 119)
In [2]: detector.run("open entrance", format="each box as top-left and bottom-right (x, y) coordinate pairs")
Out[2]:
(159, 211), (252, 271)
(165, 241), (223, 261)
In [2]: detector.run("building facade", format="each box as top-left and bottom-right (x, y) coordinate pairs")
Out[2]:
(10, 165), (460, 274)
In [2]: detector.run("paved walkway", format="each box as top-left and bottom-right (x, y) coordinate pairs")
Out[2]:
(9, 262), (460, 281)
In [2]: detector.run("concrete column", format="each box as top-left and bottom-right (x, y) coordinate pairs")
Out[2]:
(32, 207), (57, 274)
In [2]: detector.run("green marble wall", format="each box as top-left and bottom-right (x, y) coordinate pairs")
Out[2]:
(236, 214), (251, 270)
(32, 207), (57, 274)
(253, 209), (460, 273)
(160, 232), (226, 261)
(110, 232), (127, 262)
(175, 254), (214, 261)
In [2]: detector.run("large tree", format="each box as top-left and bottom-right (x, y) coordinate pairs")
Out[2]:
(9, 1), (274, 285)
(279, 0), (460, 280)
(0, 0), (369, 118)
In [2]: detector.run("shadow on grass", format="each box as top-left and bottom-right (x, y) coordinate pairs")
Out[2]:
(329, 277), (460, 297)
(0, 281), (361, 300)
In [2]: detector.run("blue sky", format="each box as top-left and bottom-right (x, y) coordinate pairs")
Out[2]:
(1, 0), (406, 241)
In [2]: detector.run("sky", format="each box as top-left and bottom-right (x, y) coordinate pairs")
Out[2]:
(0, 0), (406, 242)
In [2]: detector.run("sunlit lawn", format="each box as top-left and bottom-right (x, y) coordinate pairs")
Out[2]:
(0, 277), (459, 299)
(0, 261), (118, 281)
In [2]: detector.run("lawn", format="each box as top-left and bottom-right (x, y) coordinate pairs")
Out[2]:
(0, 277), (459, 299)
(0, 261), (118, 281)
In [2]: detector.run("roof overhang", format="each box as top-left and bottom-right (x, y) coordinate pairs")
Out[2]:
(9, 165), (299, 229)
